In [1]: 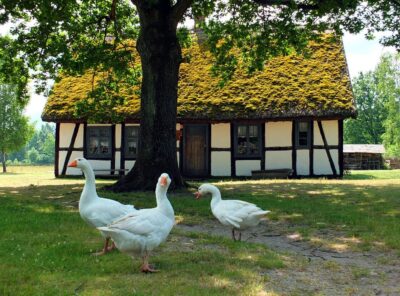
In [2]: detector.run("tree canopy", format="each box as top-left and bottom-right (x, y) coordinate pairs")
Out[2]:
(1, 0), (399, 189)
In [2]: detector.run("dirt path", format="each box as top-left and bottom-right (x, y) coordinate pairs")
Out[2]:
(177, 221), (400, 296)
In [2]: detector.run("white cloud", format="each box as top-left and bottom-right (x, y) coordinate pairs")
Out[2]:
(342, 32), (397, 78)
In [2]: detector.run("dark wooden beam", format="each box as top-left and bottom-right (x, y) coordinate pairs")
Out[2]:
(61, 123), (80, 175)
(317, 121), (337, 176)
(338, 119), (344, 177)
(230, 123), (236, 177)
(120, 123), (125, 175)
(264, 146), (292, 151)
(111, 124), (116, 175)
(208, 124), (212, 177)
(291, 121), (297, 177)
(55, 123), (60, 177)
(309, 121), (314, 176)
(260, 123), (266, 170)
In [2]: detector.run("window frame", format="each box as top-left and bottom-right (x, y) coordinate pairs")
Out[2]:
(233, 124), (263, 159)
(85, 125), (113, 159)
(124, 125), (139, 160)
(295, 121), (312, 149)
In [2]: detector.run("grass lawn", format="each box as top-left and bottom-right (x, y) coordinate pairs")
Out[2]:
(1, 166), (399, 295)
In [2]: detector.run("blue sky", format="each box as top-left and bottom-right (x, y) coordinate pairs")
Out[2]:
(0, 23), (396, 127)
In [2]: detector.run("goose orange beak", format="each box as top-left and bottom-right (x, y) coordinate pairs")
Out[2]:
(68, 160), (77, 167)
(160, 176), (167, 186)
(194, 192), (201, 199)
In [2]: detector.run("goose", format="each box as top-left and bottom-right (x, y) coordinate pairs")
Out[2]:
(67, 158), (136, 255)
(195, 183), (270, 241)
(98, 173), (175, 273)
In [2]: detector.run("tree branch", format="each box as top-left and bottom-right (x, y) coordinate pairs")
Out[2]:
(252, 0), (321, 11)
(171, 0), (193, 24)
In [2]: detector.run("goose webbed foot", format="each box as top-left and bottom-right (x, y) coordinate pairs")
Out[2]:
(140, 253), (159, 273)
(232, 229), (242, 241)
(92, 238), (112, 256)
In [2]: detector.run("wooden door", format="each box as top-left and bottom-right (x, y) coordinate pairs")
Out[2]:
(183, 124), (209, 177)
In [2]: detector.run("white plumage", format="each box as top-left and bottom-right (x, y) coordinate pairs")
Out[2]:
(195, 183), (270, 241)
(68, 158), (136, 254)
(98, 173), (175, 273)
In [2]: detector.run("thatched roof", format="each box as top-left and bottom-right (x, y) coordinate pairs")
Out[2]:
(42, 36), (356, 122)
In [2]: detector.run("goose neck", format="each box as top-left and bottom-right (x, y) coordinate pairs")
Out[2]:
(155, 184), (174, 218)
(209, 186), (222, 208)
(81, 165), (98, 200)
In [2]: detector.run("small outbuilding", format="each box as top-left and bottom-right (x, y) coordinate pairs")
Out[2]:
(343, 144), (385, 170)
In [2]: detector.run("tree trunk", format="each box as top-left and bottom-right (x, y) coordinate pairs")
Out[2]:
(108, 2), (185, 191)
(1, 152), (6, 173)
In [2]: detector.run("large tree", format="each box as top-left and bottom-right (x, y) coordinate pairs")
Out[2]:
(1, 0), (399, 190)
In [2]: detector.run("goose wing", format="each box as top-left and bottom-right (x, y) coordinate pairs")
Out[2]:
(107, 209), (172, 236)
(83, 198), (136, 227)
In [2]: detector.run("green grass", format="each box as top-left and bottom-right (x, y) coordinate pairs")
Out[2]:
(344, 169), (400, 180)
(1, 167), (400, 295)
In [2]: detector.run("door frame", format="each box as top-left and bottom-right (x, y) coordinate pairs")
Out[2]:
(181, 123), (211, 178)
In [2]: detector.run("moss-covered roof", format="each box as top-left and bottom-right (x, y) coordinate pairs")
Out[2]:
(42, 36), (356, 122)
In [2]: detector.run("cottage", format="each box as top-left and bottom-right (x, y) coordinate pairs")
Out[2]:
(42, 36), (356, 178)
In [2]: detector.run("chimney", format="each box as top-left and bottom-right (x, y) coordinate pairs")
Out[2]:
(194, 16), (207, 47)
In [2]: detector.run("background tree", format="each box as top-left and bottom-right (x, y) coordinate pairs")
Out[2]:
(344, 52), (400, 158)
(344, 72), (387, 144)
(0, 84), (34, 172)
(1, 0), (399, 190)
(9, 123), (56, 165)
(381, 53), (400, 157)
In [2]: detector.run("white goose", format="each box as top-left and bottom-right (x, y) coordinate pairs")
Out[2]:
(98, 173), (175, 273)
(195, 184), (270, 241)
(67, 158), (136, 255)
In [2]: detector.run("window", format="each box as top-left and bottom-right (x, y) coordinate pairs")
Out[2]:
(235, 124), (262, 158)
(86, 126), (112, 159)
(124, 126), (139, 158)
(296, 121), (311, 148)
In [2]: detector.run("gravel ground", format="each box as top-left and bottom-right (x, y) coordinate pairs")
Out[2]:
(177, 220), (400, 296)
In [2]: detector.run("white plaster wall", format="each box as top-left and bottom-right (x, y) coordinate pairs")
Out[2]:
(125, 160), (136, 171)
(74, 124), (84, 148)
(314, 120), (339, 146)
(236, 160), (260, 176)
(211, 123), (230, 148)
(115, 152), (121, 170)
(211, 152), (231, 176)
(265, 151), (292, 170)
(314, 149), (339, 175)
(60, 123), (77, 148)
(266, 121), (292, 147)
(296, 150), (310, 175)
(89, 160), (111, 171)
(60, 151), (84, 175)
(115, 124), (122, 149)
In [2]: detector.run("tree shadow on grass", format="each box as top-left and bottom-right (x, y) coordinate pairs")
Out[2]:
(0, 187), (282, 295)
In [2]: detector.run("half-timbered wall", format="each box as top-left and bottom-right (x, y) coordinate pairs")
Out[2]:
(265, 122), (292, 170)
(56, 119), (343, 178)
(211, 123), (231, 176)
